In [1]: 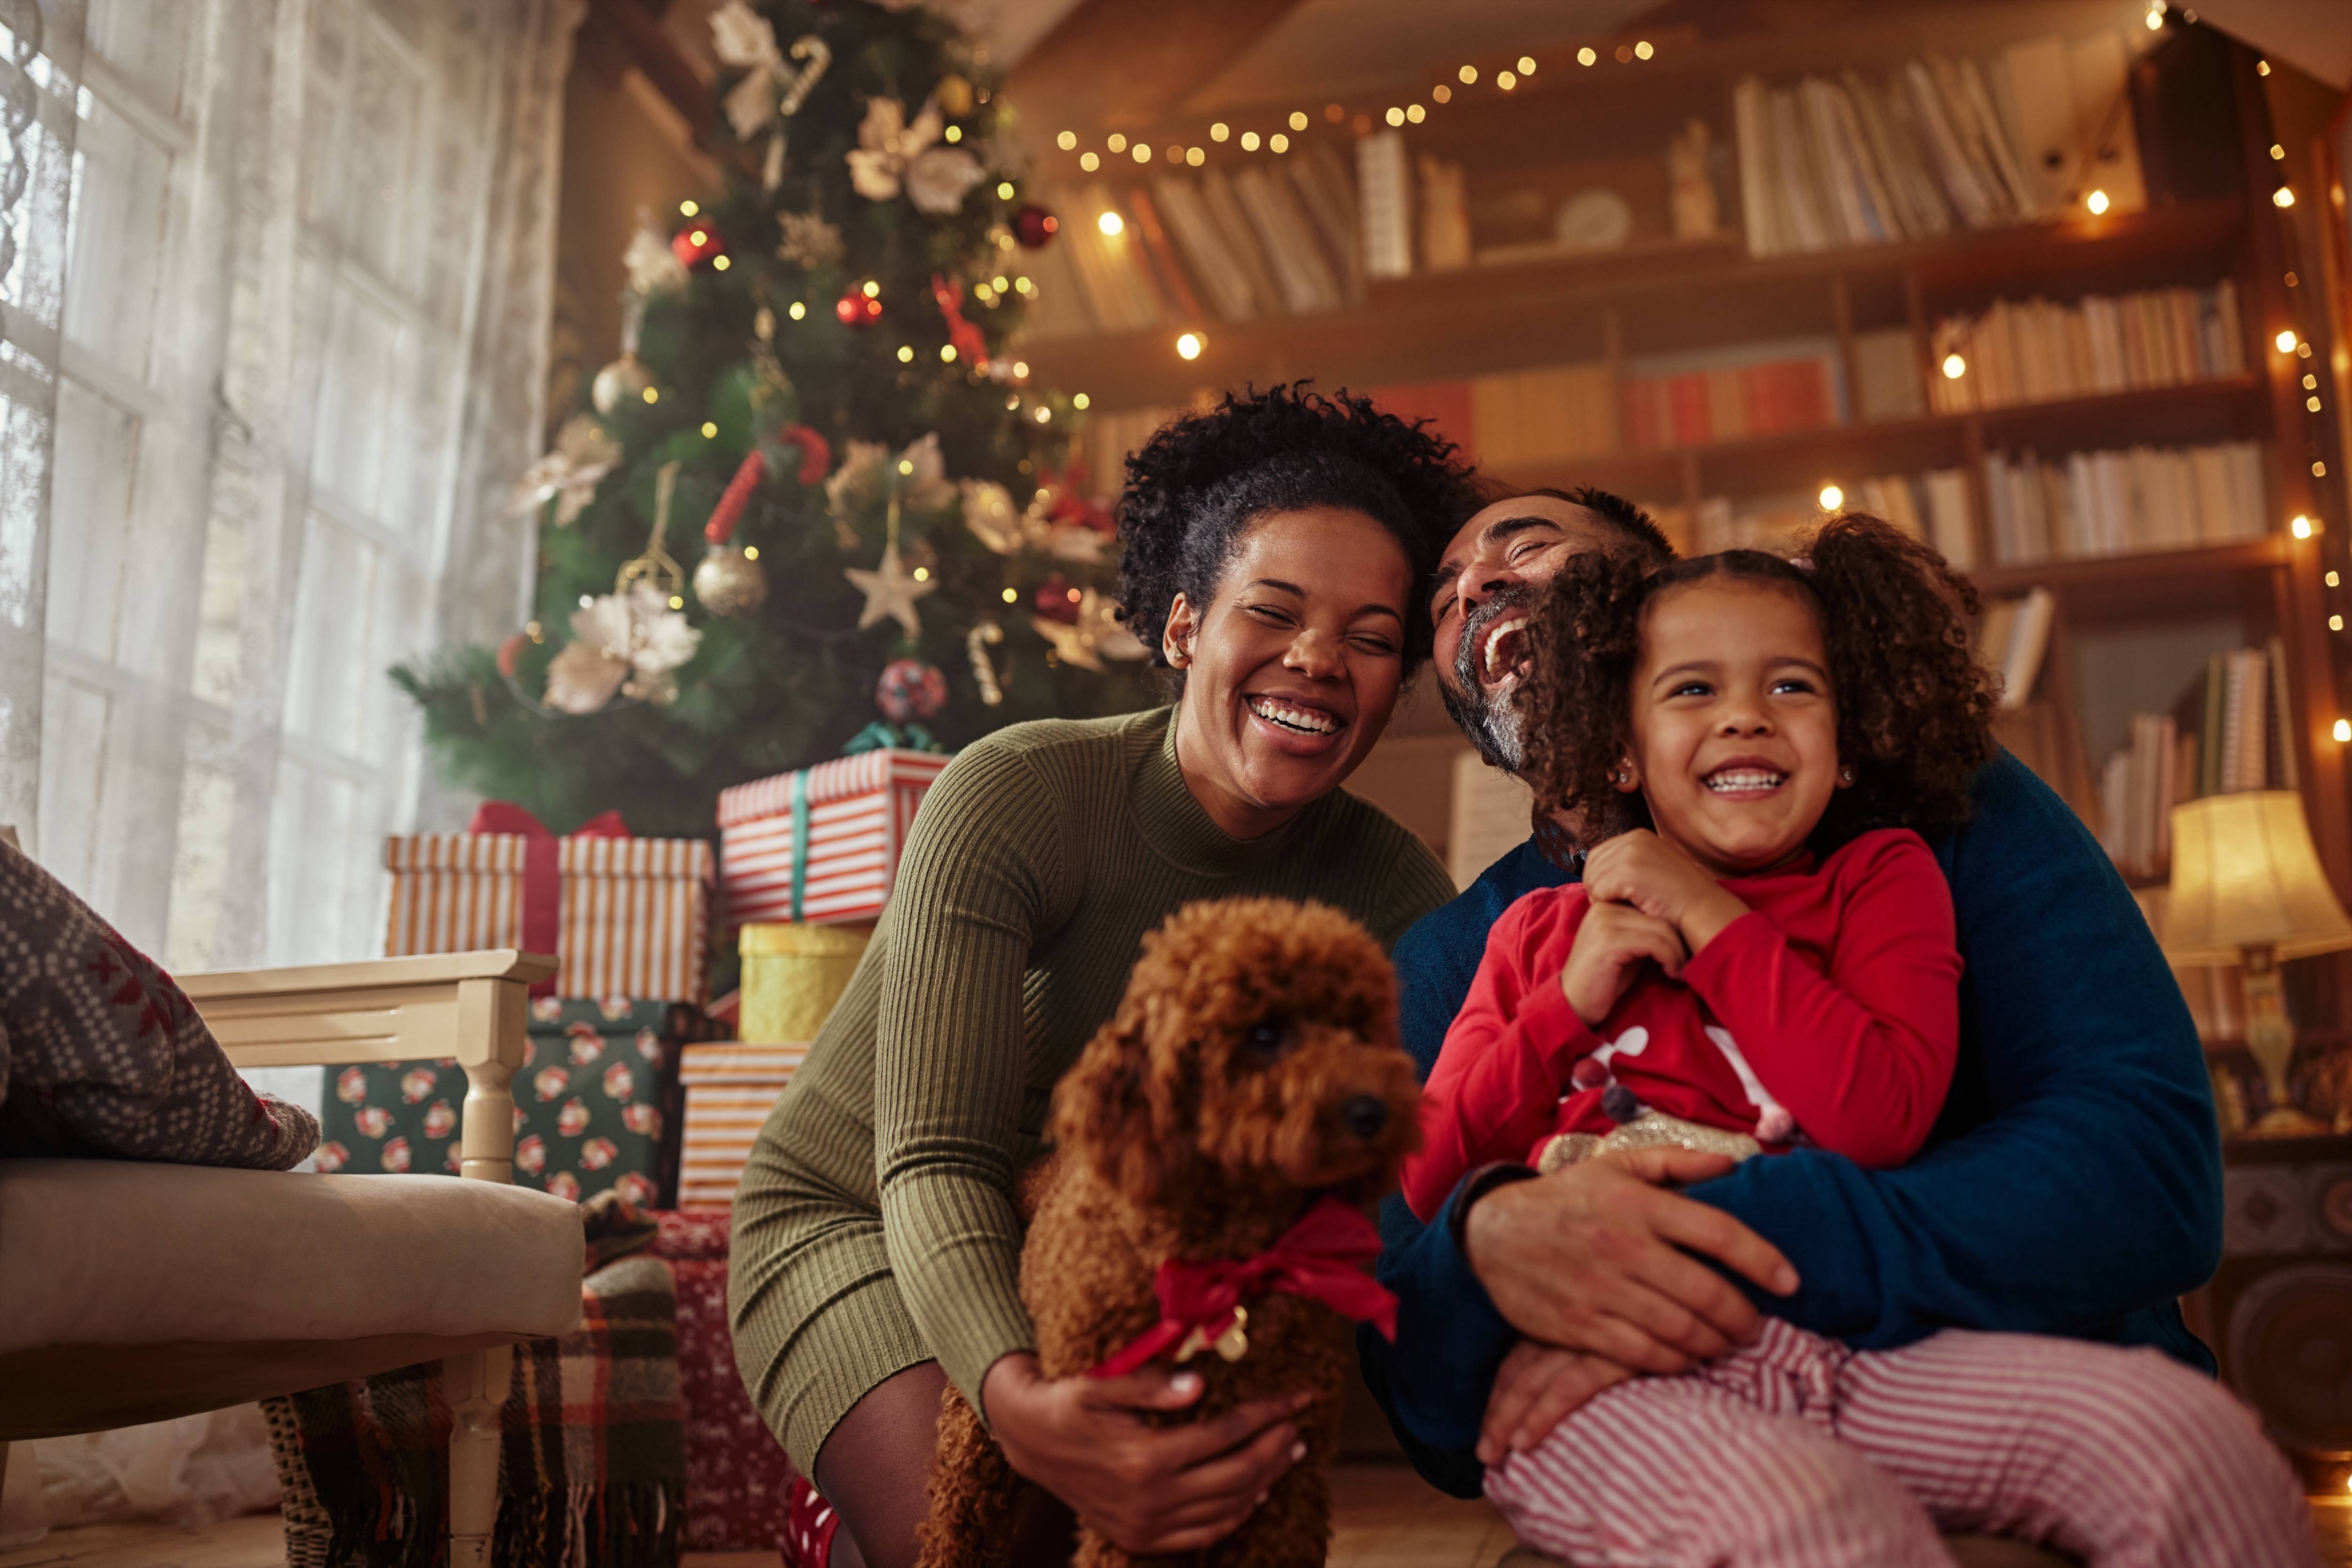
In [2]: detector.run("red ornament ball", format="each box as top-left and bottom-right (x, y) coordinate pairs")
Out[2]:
(835, 285), (884, 328)
(671, 220), (726, 269)
(875, 659), (948, 723)
(1034, 574), (1082, 624)
(1011, 203), (1058, 248)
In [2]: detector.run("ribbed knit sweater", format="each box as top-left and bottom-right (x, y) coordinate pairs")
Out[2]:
(730, 706), (1456, 1460)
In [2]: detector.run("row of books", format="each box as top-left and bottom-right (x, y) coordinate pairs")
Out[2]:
(1022, 146), (1366, 338)
(1678, 470), (1974, 567)
(1982, 439), (2270, 566)
(1621, 338), (1848, 451)
(2099, 641), (2298, 879)
(1733, 30), (2145, 257)
(1929, 284), (2245, 413)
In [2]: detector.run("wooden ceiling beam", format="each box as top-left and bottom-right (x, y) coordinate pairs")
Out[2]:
(1004, 0), (1310, 138)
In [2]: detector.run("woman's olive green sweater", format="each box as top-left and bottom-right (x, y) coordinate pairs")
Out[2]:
(729, 706), (1456, 1464)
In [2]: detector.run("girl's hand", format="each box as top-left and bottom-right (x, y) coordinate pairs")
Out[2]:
(1582, 832), (1749, 953)
(1478, 1339), (1637, 1464)
(1560, 901), (1685, 1027)
(982, 1352), (1308, 1554)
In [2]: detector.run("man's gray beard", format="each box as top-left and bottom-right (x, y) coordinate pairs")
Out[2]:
(1439, 586), (1537, 773)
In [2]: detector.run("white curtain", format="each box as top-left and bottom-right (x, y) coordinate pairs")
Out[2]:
(0, 0), (580, 1001)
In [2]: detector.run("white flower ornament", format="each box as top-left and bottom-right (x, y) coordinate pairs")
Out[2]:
(846, 95), (986, 214)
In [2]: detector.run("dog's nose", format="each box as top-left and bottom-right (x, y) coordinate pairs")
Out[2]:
(1340, 1095), (1389, 1139)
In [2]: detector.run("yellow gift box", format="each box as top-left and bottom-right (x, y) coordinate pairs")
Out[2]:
(739, 921), (873, 1043)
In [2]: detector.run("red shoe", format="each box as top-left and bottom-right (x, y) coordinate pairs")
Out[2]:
(780, 1472), (840, 1568)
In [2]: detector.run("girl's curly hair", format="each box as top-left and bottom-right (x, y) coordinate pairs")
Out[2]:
(1519, 513), (1997, 857)
(1115, 383), (1478, 682)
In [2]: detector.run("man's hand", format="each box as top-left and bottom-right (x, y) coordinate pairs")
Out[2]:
(1462, 1147), (1799, 1372)
(1581, 830), (1751, 953)
(1559, 901), (1685, 1027)
(1477, 1340), (1635, 1465)
(983, 1353), (1307, 1555)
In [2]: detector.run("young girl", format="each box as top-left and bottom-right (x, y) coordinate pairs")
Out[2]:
(1404, 516), (2318, 1568)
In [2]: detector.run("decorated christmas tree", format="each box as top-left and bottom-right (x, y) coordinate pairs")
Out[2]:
(395, 0), (1152, 840)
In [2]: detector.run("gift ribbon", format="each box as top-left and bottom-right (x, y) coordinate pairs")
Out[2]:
(1088, 1198), (1397, 1379)
(788, 770), (810, 923)
(466, 802), (631, 995)
(842, 720), (943, 756)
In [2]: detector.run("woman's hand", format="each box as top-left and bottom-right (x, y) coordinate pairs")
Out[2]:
(982, 1352), (1308, 1554)
(1477, 1340), (1636, 1465)
(1462, 1146), (1798, 1371)
(1560, 901), (1686, 1027)
(1581, 830), (1751, 953)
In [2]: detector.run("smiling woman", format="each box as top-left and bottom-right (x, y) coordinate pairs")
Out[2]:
(728, 384), (1477, 1568)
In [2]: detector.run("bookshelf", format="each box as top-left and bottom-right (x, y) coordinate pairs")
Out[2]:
(1010, 11), (2351, 1024)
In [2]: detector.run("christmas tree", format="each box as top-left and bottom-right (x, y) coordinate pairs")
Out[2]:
(395, 0), (1152, 840)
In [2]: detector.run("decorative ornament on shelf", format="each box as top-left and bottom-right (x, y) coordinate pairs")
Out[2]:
(777, 209), (846, 269)
(1032, 588), (1148, 673)
(836, 284), (883, 328)
(544, 582), (703, 714)
(710, 0), (831, 190)
(672, 219), (727, 270)
(590, 351), (655, 416)
(966, 620), (1005, 706)
(1666, 118), (1721, 240)
(512, 413), (622, 526)
(847, 95), (987, 214)
(1011, 202), (1058, 248)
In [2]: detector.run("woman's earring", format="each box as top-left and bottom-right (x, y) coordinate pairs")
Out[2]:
(1838, 765), (1855, 785)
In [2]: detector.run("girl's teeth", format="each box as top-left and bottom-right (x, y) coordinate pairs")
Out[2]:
(1251, 698), (1337, 735)
(1707, 770), (1784, 792)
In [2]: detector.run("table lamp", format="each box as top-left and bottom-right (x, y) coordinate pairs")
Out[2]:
(2162, 791), (2352, 1136)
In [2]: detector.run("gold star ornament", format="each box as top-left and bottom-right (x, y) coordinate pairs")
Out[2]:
(845, 540), (936, 639)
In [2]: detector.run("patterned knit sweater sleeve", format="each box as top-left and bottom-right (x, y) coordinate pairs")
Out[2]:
(869, 732), (1079, 1409)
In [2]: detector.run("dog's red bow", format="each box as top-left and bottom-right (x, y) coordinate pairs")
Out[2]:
(1089, 1198), (1397, 1379)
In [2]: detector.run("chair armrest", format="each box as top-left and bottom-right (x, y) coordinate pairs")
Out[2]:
(183, 950), (557, 1184)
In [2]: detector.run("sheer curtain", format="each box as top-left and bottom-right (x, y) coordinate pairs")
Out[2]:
(0, 0), (579, 1032)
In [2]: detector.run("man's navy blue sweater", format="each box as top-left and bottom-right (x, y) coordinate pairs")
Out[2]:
(1360, 753), (2223, 1498)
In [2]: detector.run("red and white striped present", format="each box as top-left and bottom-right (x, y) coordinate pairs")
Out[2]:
(716, 749), (951, 928)
(384, 832), (713, 1001)
(677, 1041), (809, 1205)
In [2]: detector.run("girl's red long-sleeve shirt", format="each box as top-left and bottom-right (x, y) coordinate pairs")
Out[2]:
(1401, 828), (1962, 1222)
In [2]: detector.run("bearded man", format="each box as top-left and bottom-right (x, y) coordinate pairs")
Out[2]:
(1361, 485), (2224, 1502)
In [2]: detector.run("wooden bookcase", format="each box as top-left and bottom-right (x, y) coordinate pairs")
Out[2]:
(1017, 15), (2352, 1029)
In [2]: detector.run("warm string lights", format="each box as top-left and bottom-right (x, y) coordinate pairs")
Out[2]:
(1048, 40), (1662, 175)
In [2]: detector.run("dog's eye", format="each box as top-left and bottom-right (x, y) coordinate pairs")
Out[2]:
(1240, 1017), (1292, 1062)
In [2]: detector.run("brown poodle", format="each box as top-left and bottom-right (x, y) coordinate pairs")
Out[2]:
(915, 896), (1422, 1568)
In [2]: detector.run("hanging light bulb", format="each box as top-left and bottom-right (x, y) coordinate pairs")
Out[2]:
(1176, 331), (1204, 360)
(2086, 189), (2110, 215)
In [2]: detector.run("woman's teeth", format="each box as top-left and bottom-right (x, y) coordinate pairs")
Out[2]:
(1249, 697), (1339, 735)
(1705, 769), (1785, 793)
(1482, 616), (1529, 680)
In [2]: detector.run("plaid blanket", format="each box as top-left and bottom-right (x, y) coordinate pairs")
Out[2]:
(265, 1249), (684, 1568)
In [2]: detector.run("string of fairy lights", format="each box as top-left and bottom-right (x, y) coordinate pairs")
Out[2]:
(1045, 39), (1664, 179)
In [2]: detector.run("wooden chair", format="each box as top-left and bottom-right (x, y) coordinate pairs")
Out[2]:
(0, 950), (580, 1568)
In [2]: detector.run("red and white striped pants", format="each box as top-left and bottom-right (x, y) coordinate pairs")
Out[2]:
(1485, 1317), (2319, 1567)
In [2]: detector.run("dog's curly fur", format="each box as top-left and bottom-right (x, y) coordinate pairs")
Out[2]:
(915, 897), (1422, 1568)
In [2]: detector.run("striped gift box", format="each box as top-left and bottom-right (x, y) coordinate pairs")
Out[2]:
(384, 834), (714, 1001)
(717, 749), (951, 928)
(676, 1041), (809, 1206)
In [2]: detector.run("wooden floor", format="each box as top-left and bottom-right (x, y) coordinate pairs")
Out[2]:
(3, 1468), (2344, 1567)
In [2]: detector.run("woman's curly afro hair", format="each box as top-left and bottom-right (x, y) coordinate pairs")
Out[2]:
(1115, 383), (1478, 681)
(1519, 512), (1998, 857)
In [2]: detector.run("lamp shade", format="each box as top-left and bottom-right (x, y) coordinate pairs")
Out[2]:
(2161, 791), (2352, 965)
